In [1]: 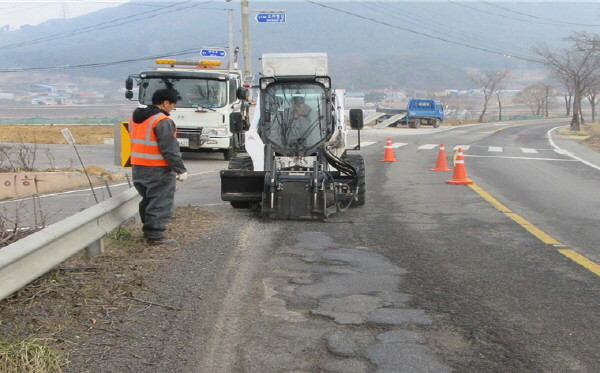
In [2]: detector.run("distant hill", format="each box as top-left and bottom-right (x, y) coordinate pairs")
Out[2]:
(0, 1), (598, 92)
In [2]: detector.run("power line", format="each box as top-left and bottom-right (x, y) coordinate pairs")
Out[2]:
(0, 0), (215, 51)
(449, 0), (583, 28)
(0, 43), (227, 72)
(304, 0), (540, 63)
(366, 1), (532, 57)
(483, 1), (600, 27)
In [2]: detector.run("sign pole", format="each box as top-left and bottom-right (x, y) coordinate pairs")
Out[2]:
(61, 128), (99, 204)
(228, 9), (235, 70)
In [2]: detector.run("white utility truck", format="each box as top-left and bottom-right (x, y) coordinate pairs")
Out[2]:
(124, 58), (249, 160)
(220, 53), (365, 219)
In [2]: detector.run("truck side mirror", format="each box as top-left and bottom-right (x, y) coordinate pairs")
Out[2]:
(125, 91), (133, 100)
(230, 112), (244, 133)
(236, 87), (249, 101)
(125, 76), (133, 90)
(349, 109), (364, 130)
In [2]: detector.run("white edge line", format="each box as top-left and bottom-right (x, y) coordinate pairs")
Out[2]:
(0, 170), (217, 205)
(548, 126), (600, 171)
(464, 154), (577, 161)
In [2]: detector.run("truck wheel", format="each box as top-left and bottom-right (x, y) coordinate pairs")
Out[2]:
(223, 147), (235, 161)
(432, 119), (440, 128)
(344, 154), (366, 207)
(409, 119), (420, 128)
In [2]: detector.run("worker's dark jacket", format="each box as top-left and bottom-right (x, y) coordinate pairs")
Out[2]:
(130, 106), (186, 239)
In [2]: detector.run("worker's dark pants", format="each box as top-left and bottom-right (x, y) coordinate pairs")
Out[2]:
(132, 165), (176, 239)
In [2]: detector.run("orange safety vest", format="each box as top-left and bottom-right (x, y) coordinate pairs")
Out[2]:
(128, 113), (175, 167)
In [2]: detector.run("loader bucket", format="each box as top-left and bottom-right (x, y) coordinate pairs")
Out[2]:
(220, 170), (266, 202)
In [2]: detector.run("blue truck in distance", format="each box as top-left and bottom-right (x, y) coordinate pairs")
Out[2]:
(376, 98), (445, 128)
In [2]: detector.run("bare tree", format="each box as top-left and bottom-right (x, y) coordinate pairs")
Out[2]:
(472, 70), (512, 123)
(585, 69), (600, 122)
(533, 32), (600, 130)
(514, 83), (555, 117)
(494, 74), (512, 121)
(553, 73), (574, 117)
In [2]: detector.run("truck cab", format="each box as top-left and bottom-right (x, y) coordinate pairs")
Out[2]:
(406, 98), (445, 128)
(125, 59), (248, 160)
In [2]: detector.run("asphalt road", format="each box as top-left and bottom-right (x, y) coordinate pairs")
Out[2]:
(3, 119), (599, 372)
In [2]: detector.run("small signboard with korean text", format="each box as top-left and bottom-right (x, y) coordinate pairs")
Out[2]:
(201, 48), (226, 58)
(256, 12), (286, 23)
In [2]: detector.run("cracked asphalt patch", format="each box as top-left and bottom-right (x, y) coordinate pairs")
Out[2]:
(244, 230), (452, 373)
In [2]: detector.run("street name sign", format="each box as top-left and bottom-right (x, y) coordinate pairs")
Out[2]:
(201, 48), (226, 58)
(256, 13), (286, 23)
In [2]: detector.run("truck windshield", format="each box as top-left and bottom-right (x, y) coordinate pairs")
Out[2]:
(263, 83), (326, 155)
(139, 78), (227, 108)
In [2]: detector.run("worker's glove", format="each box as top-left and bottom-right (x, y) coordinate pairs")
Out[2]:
(176, 172), (188, 182)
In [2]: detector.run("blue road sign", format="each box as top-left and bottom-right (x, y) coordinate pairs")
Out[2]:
(201, 49), (226, 58)
(256, 13), (286, 23)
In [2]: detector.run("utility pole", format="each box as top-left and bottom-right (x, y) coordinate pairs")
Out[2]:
(241, 0), (252, 79)
(60, 1), (67, 20)
(228, 9), (235, 70)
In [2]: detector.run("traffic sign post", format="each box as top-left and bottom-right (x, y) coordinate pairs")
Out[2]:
(256, 12), (286, 23)
(200, 48), (226, 58)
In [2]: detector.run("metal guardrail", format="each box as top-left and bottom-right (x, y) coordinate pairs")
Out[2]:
(0, 187), (141, 301)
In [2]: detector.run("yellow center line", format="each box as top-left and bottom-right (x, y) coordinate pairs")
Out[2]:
(558, 250), (600, 276)
(487, 125), (516, 134)
(504, 212), (562, 245)
(468, 183), (599, 276)
(469, 184), (511, 212)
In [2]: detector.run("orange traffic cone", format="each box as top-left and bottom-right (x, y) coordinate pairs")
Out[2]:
(379, 138), (397, 162)
(446, 148), (473, 185)
(431, 144), (452, 171)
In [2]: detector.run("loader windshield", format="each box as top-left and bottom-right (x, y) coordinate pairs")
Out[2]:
(263, 83), (326, 155)
(139, 77), (227, 108)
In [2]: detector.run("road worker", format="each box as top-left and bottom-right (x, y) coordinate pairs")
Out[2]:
(129, 88), (187, 245)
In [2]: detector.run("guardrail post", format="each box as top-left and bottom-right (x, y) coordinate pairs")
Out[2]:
(85, 238), (104, 259)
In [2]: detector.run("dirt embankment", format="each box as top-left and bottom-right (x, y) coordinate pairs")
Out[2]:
(0, 125), (113, 145)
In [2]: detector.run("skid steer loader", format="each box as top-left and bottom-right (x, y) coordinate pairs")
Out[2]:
(220, 53), (364, 219)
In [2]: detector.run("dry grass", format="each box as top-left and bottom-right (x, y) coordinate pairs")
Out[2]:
(443, 119), (479, 126)
(556, 122), (600, 152)
(0, 125), (113, 145)
(0, 206), (218, 372)
(582, 122), (600, 152)
(557, 126), (588, 137)
(0, 338), (64, 373)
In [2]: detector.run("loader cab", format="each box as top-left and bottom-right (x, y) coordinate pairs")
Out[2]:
(260, 80), (330, 157)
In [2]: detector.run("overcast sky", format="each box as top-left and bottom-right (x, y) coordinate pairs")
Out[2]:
(0, 0), (130, 28)
(0, 0), (593, 29)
